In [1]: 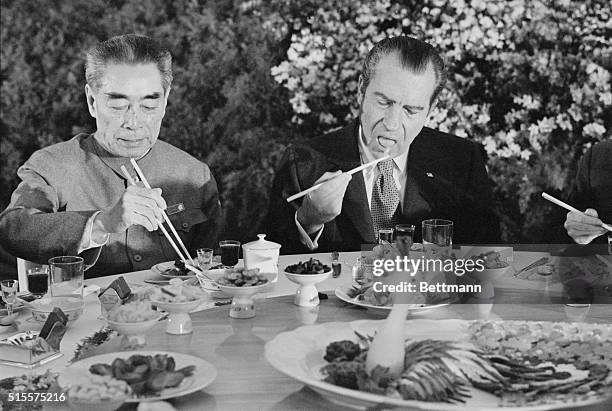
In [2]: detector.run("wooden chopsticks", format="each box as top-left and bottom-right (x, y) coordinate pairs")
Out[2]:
(119, 164), (195, 266)
(285, 154), (391, 203)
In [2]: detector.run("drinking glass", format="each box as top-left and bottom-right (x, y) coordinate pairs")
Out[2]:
(197, 248), (214, 270)
(48, 256), (84, 299)
(27, 266), (49, 297)
(422, 219), (453, 259)
(377, 228), (394, 244)
(395, 224), (415, 254)
(351, 257), (374, 285)
(1, 280), (19, 316)
(219, 240), (241, 268)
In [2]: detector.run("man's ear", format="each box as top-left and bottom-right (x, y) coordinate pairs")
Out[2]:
(357, 75), (365, 105)
(85, 84), (97, 118)
(161, 86), (171, 117)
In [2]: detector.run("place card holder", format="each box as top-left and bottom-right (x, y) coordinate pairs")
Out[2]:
(0, 307), (68, 368)
(98, 276), (133, 315)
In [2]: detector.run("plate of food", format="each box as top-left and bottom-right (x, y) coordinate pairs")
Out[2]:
(0, 370), (59, 410)
(151, 260), (197, 279)
(265, 319), (612, 410)
(59, 351), (217, 402)
(335, 283), (450, 315)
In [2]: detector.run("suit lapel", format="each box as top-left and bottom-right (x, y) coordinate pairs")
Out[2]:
(323, 122), (375, 243)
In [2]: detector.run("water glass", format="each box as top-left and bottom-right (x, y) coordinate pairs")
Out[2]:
(48, 256), (84, 299)
(27, 266), (49, 297)
(197, 248), (214, 270)
(1, 280), (19, 316)
(422, 219), (453, 259)
(219, 240), (241, 268)
(377, 228), (394, 244)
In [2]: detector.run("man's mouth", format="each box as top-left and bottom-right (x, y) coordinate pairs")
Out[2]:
(377, 135), (397, 148)
(118, 138), (144, 145)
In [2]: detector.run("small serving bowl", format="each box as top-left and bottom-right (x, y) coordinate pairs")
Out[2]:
(150, 298), (206, 334)
(103, 315), (161, 347)
(284, 270), (332, 307)
(193, 269), (231, 299)
(29, 296), (84, 324)
(460, 246), (514, 283)
(208, 272), (276, 319)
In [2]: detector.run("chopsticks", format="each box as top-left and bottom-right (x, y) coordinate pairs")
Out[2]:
(513, 257), (549, 277)
(119, 165), (192, 266)
(128, 159), (197, 263)
(542, 192), (612, 232)
(286, 155), (391, 203)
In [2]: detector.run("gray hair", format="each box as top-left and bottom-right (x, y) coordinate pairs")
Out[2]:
(361, 36), (446, 107)
(85, 34), (173, 92)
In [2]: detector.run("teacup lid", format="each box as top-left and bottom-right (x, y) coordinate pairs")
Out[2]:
(242, 234), (281, 251)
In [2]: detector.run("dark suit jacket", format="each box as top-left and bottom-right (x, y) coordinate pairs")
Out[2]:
(265, 121), (500, 254)
(567, 140), (612, 244)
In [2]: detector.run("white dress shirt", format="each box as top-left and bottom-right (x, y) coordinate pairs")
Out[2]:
(295, 126), (409, 250)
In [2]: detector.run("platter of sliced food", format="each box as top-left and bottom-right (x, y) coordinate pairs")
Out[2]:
(265, 319), (612, 410)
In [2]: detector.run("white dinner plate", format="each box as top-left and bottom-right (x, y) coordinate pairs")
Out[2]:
(334, 287), (449, 314)
(151, 262), (197, 279)
(264, 319), (612, 410)
(60, 350), (217, 402)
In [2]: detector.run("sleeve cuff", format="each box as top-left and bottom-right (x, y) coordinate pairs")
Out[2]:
(294, 211), (324, 250)
(77, 211), (110, 254)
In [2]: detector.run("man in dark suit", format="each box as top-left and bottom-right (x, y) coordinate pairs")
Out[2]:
(266, 36), (499, 254)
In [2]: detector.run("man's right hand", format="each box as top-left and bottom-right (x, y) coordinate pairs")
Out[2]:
(564, 208), (607, 244)
(93, 185), (167, 238)
(296, 171), (352, 233)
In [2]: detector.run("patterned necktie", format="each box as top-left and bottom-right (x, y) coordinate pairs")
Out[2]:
(370, 159), (401, 236)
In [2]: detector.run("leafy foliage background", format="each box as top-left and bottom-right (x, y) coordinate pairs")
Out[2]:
(1, 0), (610, 272)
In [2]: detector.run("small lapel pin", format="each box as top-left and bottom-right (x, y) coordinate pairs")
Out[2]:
(426, 172), (434, 178)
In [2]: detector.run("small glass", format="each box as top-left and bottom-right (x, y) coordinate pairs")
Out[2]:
(48, 256), (84, 300)
(395, 224), (415, 254)
(331, 251), (341, 278)
(27, 266), (49, 297)
(219, 240), (241, 268)
(1, 280), (19, 316)
(377, 228), (394, 244)
(351, 257), (374, 285)
(197, 248), (214, 270)
(422, 219), (453, 259)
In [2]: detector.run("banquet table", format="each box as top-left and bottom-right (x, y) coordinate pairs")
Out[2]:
(1, 250), (611, 411)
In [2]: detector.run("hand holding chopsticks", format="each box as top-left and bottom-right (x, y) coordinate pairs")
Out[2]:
(286, 154), (391, 203)
(542, 192), (612, 232)
(120, 164), (194, 266)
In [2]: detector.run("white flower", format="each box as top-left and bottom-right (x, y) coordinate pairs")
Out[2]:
(582, 123), (606, 138)
(599, 91), (612, 106)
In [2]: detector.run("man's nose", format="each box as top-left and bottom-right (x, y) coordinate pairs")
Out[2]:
(122, 107), (141, 129)
(382, 105), (400, 131)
